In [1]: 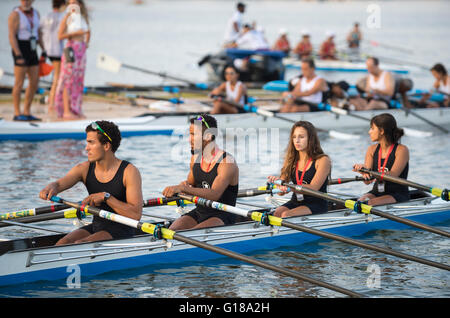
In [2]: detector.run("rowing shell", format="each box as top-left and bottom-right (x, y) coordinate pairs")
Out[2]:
(0, 194), (448, 287)
(0, 117), (185, 141)
(1, 107), (449, 141)
(283, 57), (411, 74)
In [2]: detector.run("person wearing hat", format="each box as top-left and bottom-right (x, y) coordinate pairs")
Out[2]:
(319, 31), (337, 60)
(293, 30), (313, 59)
(272, 28), (291, 54)
(223, 2), (246, 45)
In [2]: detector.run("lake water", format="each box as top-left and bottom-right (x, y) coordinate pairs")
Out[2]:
(1, 0), (450, 88)
(0, 0), (449, 298)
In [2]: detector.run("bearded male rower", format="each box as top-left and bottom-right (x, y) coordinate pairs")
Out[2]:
(162, 114), (239, 230)
(39, 121), (143, 245)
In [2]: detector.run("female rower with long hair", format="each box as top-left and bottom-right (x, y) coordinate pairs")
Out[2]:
(353, 113), (409, 206)
(268, 121), (331, 217)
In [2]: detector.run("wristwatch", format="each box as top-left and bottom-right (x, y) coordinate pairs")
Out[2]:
(104, 192), (111, 202)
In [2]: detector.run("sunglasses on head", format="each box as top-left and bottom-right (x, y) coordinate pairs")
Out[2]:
(195, 116), (210, 129)
(91, 122), (112, 143)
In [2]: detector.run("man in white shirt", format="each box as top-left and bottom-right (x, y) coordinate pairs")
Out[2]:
(223, 2), (245, 45)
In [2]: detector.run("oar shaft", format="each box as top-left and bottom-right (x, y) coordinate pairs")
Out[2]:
(279, 219), (450, 271)
(173, 232), (363, 298)
(180, 193), (450, 272)
(143, 196), (191, 207)
(284, 183), (450, 239)
(0, 204), (70, 220)
(359, 168), (449, 201)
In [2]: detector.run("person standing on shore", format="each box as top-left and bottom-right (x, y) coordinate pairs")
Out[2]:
(54, 0), (90, 120)
(8, 0), (45, 121)
(41, 0), (66, 116)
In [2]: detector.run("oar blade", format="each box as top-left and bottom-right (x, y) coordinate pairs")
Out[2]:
(403, 127), (433, 138)
(328, 130), (360, 140)
(96, 53), (122, 73)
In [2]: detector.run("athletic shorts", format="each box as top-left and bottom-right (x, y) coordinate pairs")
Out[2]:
(281, 197), (328, 214)
(80, 220), (136, 240)
(12, 40), (39, 67)
(184, 207), (237, 225)
(367, 190), (410, 203)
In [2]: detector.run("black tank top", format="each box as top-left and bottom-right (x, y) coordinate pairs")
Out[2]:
(289, 159), (328, 205)
(371, 143), (409, 195)
(192, 152), (238, 213)
(85, 160), (129, 228)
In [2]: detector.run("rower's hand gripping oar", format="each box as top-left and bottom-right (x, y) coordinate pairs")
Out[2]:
(276, 181), (450, 239)
(178, 193), (450, 272)
(49, 196), (363, 297)
(211, 96), (361, 140)
(96, 53), (209, 90)
(358, 168), (450, 202)
(237, 177), (366, 198)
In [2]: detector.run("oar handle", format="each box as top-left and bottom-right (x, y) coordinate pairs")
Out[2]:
(274, 181), (450, 238)
(359, 168), (449, 201)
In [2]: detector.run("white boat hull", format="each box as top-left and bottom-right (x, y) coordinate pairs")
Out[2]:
(1, 108), (449, 141)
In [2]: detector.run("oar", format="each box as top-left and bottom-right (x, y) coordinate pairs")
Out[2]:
(359, 168), (450, 202)
(49, 196), (363, 297)
(367, 40), (414, 55)
(178, 194), (450, 272)
(143, 196), (192, 207)
(277, 181), (450, 239)
(238, 177), (366, 198)
(389, 100), (449, 134)
(288, 98), (433, 138)
(328, 176), (366, 185)
(212, 96), (361, 140)
(1, 203), (72, 221)
(124, 93), (185, 105)
(0, 208), (88, 229)
(96, 53), (209, 90)
(0, 220), (66, 234)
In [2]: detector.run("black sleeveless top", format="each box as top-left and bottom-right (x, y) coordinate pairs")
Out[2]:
(85, 160), (131, 232)
(289, 159), (328, 207)
(370, 143), (409, 196)
(192, 152), (238, 214)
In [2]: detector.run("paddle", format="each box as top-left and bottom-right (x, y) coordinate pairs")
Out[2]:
(211, 96), (361, 140)
(178, 193), (450, 272)
(276, 181), (450, 239)
(96, 53), (209, 90)
(49, 196), (363, 297)
(358, 168), (449, 202)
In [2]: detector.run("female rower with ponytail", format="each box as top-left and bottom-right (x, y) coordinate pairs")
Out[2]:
(268, 121), (331, 217)
(353, 113), (410, 206)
